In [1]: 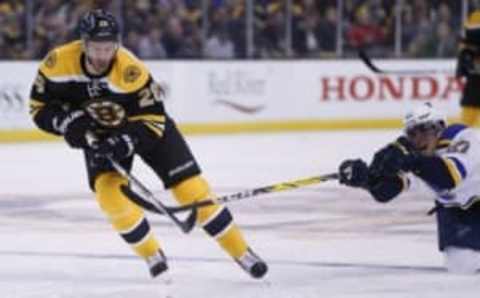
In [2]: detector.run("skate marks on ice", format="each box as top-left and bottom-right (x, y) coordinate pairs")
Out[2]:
(0, 185), (436, 236)
(0, 250), (445, 273)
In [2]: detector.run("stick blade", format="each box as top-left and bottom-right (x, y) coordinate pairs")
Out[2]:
(121, 185), (198, 233)
(358, 49), (383, 73)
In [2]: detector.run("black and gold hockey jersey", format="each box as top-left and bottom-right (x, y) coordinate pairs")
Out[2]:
(30, 40), (166, 148)
(457, 11), (480, 108)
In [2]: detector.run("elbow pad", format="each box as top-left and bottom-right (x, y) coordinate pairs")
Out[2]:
(32, 103), (67, 136)
(412, 156), (457, 190)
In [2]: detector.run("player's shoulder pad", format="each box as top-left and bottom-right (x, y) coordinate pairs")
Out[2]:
(39, 40), (83, 79)
(441, 124), (468, 140)
(437, 123), (468, 148)
(109, 47), (150, 93)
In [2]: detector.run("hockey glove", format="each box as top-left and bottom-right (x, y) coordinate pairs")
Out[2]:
(53, 110), (96, 149)
(457, 48), (479, 76)
(369, 136), (416, 178)
(338, 159), (369, 188)
(93, 133), (137, 161)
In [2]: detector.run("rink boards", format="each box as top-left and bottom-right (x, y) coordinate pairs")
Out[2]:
(0, 59), (461, 142)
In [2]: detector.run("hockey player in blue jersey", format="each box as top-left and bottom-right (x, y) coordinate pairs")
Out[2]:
(339, 103), (480, 273)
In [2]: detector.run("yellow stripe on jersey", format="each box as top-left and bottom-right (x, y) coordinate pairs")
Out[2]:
(128, 114), (166, 137)
(108, 48), (149, 93)
(128, 115), (165, 123)
(39, 41), (84, 79)
(144, 122), (164, 137)
(442, 158), (463, 187)
(437, 139), (451, 148)
(29, 99), (45, 117)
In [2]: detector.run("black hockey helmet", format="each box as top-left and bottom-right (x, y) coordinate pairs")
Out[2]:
(78, 9), (120, 42)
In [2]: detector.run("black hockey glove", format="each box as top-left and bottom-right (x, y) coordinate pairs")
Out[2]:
(93, 133), (137, 161)
(369, 136), (416, 178)
(338, 159), (369, 188)
(457, 48), (478, 76)
(54, 110), (96, 149)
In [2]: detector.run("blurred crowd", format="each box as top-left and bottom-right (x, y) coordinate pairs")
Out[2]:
(0, 0), (473, 60)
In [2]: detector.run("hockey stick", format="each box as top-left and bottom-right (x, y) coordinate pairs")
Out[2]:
(121, 173), (339, 214)
(106, 156), (197, 233)
(358, 49), (454, 75)
(85, 133), (197, 234)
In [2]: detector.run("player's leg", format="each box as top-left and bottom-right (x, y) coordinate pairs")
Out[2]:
(171, 175), (267, 278)
(444, 246), (480, 274)
(139, 118), (268, 278)
(85, 152), (166, 277)
(436, 203), (480, 274)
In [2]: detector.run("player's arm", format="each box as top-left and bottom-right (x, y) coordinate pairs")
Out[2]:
(368, 136), (463, 193)
(121, 76), (166, 150)
(29, 71), (66, 136)
(29, 58), (95, 149)
(339, 137), (418, 202)
(456, 42), (480, 77)
(409, 156), (462, 190)
(338, 159), (407, 203)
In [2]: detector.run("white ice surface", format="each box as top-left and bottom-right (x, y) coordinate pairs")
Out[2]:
(0, 131), (479, 298)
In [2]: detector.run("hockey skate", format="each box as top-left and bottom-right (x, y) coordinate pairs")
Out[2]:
(146, 250), (168, 278)
(235, 248), (268, 279)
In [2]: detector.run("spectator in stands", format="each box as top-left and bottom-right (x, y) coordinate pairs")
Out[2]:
(0, 0), (26, 59)
(258, 7), (284, 58)
(123, 30), (141, 56)
(0, 0), (466, 60)
(226, 0), (247, 58)
(34, 0), (70, 49)
(346, 5), (386, 55)
(205, 27), (234, 58)
(315, 5), (337, 55)
(434, 21), (457, 57)
(138, 28), (167, 59)
(161, 16), (189, 58)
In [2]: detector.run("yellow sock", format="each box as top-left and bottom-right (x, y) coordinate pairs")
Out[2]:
(95, 172), (160, 258)
(172, 175), (248, 258)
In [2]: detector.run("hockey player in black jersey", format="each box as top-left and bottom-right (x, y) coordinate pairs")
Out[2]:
(29, 9), (267, 279)
(456, 10), (480, 126)
(339, 103), (480, 274)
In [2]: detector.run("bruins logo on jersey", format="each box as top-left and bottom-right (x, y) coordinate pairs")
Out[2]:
(124, 65), (141, 83)
(44, 52), (57, 68)
(84, 99), (127, 128)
